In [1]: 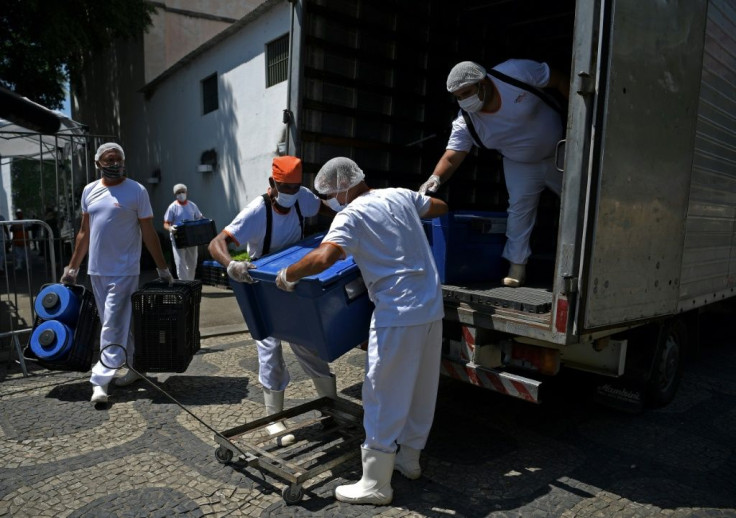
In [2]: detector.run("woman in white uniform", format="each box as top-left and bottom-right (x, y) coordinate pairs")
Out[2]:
(276, 157), (449, 505)
(164, 183), (204, 280)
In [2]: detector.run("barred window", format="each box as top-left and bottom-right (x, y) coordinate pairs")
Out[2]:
(201, 73), (218, 114)
(266, 34), (289, 87)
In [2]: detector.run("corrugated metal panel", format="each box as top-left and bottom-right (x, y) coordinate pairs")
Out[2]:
(679, 0), (736, 305)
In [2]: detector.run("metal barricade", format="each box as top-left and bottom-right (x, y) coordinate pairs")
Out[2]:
(0, 219), (57, 376)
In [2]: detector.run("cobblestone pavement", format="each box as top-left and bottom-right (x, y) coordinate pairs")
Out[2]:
(1, 287), (736, 517)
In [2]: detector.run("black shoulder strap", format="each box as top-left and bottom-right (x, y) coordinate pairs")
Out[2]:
(461, 109), (488, 150)
(261, 194), (304, 256)
(487, 68), (564, 116)
(261, 193), (272, 256)
(295, 200), (304, 238)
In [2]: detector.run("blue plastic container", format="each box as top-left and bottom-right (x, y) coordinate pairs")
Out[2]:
(34, 284), (81, 325)
(426, 211), (508, 284)
(29, 320), (75, 361)
(230, 234), (374, 362)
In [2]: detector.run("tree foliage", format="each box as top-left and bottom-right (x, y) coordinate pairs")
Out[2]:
(0, 0), (156, 109)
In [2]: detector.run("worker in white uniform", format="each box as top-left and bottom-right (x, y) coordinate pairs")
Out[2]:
(276, 157), (449, 505)
(61, 142), (173, 405)
(420, 59), (569, 287)
(208, 156), (337, 446)
(164, 183), (204, 280)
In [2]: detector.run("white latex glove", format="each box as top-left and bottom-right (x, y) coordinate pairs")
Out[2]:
(418, 175), (441, 195)
(157, 267), (174, 286)
(227, 260), (256, 283)
(60, 266), (78, 285)
(169, 225), (178, 234)
(276, 268), (298, 292)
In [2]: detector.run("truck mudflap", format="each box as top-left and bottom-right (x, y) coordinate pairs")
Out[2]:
(440, 358), (542, 404)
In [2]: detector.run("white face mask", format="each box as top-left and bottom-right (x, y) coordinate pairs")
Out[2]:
(458, 84), (485, 113)
(323, 197), (345, 212)
(176, 193), (187, 202)
(276, 191), (298, 208)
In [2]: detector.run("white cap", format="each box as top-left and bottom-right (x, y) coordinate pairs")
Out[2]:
(94, 142), (125, 162)
(446, 61), (487, 92)
(314, 157), (365, 195)
(173, 183), (187, 194)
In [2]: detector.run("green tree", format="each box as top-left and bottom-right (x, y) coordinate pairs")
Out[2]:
(0, 0), (156, 109)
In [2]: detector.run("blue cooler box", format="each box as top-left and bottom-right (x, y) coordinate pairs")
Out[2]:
(425, 211), (508, 284)
(230, 234), (373, 362)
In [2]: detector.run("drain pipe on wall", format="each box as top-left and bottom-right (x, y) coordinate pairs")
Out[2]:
(282, 0), (298, 156)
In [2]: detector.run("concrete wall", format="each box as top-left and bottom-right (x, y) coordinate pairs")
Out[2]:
(143, 1), (265, 84)
(71, 0), (287, 236)
(131, 1), (291, 233)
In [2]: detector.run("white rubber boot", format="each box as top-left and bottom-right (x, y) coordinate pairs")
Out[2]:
(90, 384), (109, 405)
(394, 445), (422, 479)
(503, 263), (526, 288)
(312, 375), (337, 399)
(263, 388), (295, 446)
(335, 448), (395, 505)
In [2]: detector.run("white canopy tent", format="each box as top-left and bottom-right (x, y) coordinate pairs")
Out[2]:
(0, 115), (87, 163)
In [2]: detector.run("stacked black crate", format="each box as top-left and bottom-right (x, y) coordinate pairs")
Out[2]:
(131, 280), (202, 373)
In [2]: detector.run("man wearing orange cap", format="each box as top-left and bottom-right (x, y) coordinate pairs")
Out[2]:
(208, 156), (336, 446)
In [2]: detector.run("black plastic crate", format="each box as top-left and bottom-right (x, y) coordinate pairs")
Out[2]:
(132, 280), (202, 373)
(201, 260), (231, 289)
(173, 219), (217, 249)
(23, 284), (100, 372)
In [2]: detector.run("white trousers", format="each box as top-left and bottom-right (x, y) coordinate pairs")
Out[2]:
(89, 275), (139, 387)
(502, 156), (562, 265)
(171, 238), (198, 281)
(257, 335), (332, 391)
(362, 319), (443, 453)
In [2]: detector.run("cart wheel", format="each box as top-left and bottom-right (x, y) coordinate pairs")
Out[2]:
(215, 446), (233, 464)
(282, 484), (304, 504)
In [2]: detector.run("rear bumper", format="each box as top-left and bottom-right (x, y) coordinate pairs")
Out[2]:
(440, 358), (542, 404)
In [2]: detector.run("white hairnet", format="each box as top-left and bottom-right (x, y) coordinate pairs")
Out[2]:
(314, 157), (365, 195)
(173, 183), (187, 194)
(446, 61), (487, 92)
(94, 142), (125, 162)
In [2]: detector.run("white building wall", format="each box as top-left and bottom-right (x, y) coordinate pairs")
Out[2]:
(132, 1), (290, 233)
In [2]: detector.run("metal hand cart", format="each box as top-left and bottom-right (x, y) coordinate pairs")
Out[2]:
(213, 396), (364, 504)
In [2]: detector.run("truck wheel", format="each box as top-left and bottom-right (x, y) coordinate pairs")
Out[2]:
(646, 319), (686, 407)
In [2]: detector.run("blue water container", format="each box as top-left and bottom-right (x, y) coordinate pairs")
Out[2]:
(29, 320), (75, 361)
(426, 211), (508, 284)
(34, 284), (81, 325)
(230, 233), (374, 362)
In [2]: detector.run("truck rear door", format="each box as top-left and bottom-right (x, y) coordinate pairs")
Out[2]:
(578, 0), (708, 330)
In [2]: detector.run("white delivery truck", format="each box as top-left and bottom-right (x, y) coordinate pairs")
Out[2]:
(285, 0), (736, 409)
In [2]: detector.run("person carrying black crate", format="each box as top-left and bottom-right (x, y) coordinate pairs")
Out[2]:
(164, 183), (205, 280)
(208, 155), (337, 447)
(61, 142), (174, 405)
(419, 60), (569, 288)
(276, 157), (449, 506)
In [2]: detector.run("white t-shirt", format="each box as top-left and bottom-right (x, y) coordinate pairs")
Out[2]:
(81, 178), (154, 276)
(164, 200), (203, 226)
(447, 59), (563, 163)
(223, 187), (321, 259)
(323, 188), (444, 327)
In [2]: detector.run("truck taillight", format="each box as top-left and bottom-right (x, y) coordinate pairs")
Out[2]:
(509, 342), (560, 376)
(555, 297), (569, 333)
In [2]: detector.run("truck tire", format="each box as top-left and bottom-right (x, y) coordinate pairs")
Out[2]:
(645, 319), (686, 407)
